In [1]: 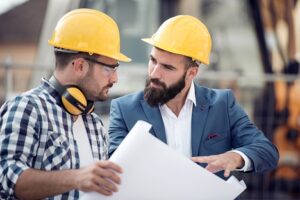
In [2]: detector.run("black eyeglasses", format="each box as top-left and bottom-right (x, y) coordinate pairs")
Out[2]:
(83, 57), (119, 73)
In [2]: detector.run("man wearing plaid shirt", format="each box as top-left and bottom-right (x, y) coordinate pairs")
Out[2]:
(0, 9), (131, 200)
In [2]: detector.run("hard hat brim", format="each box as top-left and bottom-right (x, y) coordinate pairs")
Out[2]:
(141, 37), (183, 58)
(141, 38), (209, 65)
(112, 52), (132, 62)
(49, 40), (131, 62)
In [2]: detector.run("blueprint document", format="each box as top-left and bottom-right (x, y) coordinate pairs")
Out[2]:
(81, 120), (246, 200)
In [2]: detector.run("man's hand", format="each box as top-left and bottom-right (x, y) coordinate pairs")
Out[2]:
(191, 152), (244, 177)
(15, 160), (123, 199)
(75, 160), (122, 196)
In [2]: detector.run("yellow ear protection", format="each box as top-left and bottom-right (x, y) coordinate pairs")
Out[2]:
(49, 76), (94, 115)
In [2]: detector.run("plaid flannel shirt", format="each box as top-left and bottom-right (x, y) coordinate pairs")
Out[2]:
(0, 79), (109, 200)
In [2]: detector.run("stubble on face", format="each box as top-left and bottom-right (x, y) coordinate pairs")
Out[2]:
(78, 66), (114, 102)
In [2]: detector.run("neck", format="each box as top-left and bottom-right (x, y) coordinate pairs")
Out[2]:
(53, 70), (74, 85)
(165, 84), (190, 117)
(73, 115), (79, 121)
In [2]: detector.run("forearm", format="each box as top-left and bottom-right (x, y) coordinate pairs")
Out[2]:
(15, 168), (78, 200)
(236, 142), (279, 172)
(228, 90), (279, 172)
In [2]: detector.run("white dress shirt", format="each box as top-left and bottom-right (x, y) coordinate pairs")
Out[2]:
(159, 82), (252, 171)
(160, 82), (196, 157)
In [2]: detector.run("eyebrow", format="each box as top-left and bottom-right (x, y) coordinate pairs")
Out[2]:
(149, 55), (176, 70)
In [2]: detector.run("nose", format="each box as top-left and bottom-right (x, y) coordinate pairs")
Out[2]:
(149, 64), (161, 79)
(111, 70), (118, 83)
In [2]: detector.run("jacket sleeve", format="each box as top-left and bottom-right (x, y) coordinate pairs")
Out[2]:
(108, 99), (130, 156)
(227, 90), (279, 172)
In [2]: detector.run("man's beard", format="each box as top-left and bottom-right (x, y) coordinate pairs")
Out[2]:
(78, 73), (113, 102)
(81, 83), (113, 102)
(144, 71), (186, 107)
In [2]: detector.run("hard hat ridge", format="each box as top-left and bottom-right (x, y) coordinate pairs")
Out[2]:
(49, 8), (131, 62)
(142, 15), (211, 65)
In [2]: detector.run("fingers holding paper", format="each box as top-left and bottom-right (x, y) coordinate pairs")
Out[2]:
(75, 160), (122, 196)
(191, 152), (244, 177)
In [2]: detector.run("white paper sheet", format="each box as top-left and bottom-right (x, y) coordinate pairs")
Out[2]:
(81, 120), (246, 200)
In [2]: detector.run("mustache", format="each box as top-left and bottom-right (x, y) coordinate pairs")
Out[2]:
(148, 78), (166, 88)
(106, 83), (114, 88)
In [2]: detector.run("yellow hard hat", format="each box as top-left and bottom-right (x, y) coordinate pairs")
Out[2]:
(142, 15), (211, 65)
(48, 9), (131, 62)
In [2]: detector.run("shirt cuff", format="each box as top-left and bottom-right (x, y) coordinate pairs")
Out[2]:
(230, 150), (253, 172)
(1, 161), (29, 198)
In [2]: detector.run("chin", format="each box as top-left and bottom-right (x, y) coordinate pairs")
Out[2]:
(98, 94), (108, 101)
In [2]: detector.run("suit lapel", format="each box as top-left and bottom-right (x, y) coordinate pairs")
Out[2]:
(141, 100), (167, 144)
(191, 85), (210, 156)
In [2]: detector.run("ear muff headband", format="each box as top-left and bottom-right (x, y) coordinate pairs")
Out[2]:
(85, 100), (95, 114)
(49, 76), (94, 115)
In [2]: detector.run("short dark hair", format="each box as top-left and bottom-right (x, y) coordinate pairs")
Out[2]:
(184, 57), (199, 69)
(54, 51), (99, 70)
